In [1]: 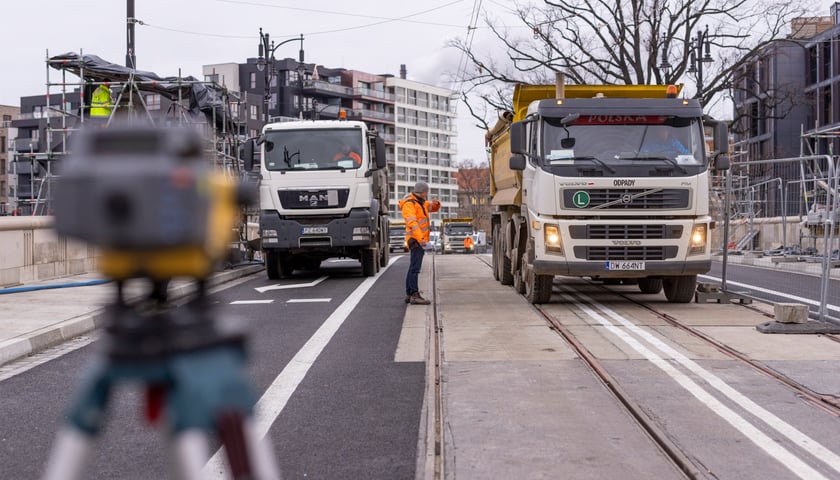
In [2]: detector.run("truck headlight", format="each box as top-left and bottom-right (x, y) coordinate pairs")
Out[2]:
(689, 224), (706, 255)
(544, 224), (563, 254)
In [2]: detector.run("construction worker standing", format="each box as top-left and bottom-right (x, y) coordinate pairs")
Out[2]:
(90, 83), (113, 121)
(399, 181), (440, 305)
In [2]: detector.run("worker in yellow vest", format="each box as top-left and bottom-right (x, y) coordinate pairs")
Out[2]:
(90, 84), (113, 120)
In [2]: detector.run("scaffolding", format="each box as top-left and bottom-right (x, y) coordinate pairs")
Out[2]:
(12, 50), (257, 259)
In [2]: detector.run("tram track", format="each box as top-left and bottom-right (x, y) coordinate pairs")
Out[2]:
(597, 284), (840, 417)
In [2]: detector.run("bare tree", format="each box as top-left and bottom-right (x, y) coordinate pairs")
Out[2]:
(456, 159), (492, 232)
(450, 0), (810, 127)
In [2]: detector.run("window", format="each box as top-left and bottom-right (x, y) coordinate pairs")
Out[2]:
(31, 129), (40, 141)
(1, 136), (4, 153)
(1, 159), (5, 174)
(2, 115), (10, 122)
(33, 105), (44, 118)
(250, 72), (257, 89)
(250, 104), (259, 120)
(144, 94), (161, 111)
(205, 73), (219, 83)
(0, 181), (5, 197)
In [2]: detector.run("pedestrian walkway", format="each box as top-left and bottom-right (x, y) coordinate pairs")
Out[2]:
(0, 264), (263, 365)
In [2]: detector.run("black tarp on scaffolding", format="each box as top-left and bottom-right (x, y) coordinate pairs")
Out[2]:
(48, 52), (233, 131)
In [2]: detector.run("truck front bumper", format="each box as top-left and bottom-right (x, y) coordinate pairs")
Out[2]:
(260, 209), (375, 250)
(532, 259), (711, 277)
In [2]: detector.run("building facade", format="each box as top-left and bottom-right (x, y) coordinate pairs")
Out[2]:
(0, 105), (20, 215)
(731, 6), (840, 217)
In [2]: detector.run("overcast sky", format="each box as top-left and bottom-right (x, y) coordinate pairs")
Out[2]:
(0, 0), (517, 164)
(1, 1), (837, 164)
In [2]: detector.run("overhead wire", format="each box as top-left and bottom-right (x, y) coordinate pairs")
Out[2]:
(138, 1), (469, 41)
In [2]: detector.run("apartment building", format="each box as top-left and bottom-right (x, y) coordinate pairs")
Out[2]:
(0, 105), (20, 215)
(731, 6), (840, 216)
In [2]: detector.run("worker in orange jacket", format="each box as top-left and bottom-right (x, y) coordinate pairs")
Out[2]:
(399, 181), (440, 305)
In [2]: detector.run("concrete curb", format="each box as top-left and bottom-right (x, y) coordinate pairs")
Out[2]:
(0, 264), (263, 367)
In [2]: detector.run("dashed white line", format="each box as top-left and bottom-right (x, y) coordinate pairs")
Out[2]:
(230, 300), (275, 305)
(286, 298), (331, 303)
(254, 276), (328, 293)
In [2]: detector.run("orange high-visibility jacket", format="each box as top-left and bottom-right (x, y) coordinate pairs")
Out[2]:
(399, 193), (440, 245)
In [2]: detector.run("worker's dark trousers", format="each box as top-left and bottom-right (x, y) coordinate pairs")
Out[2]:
(406, 245), (425, 296)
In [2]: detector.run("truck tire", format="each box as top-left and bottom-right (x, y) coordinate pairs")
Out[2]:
(638, 278), (663, 294)
(491, 225), (501, 281)
(513, 267), (526, 294)
(278, 255), (294, 278)
(663, 275), (696, 303)
(265, 251), (281, 280)
(499, 246), (514, 286)
(361, 248), (377, 277)
(380, 243), (389, 267)
(525, 270), (553, 304)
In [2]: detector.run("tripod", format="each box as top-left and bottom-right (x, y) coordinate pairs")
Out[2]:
(42, 278), (280, 480)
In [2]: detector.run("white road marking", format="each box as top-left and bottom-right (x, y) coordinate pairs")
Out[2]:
(204, 256), (400, 478)
(561, 286), (840, 479)
(286, 298), (331, 303)
(230, 300), (275, 305)
(254, 276), (328, 293)
(700, 274), (839, 312)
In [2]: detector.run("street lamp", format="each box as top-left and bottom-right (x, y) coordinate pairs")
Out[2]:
(687, 25), (714, 101)
(257, 28), (304, 125)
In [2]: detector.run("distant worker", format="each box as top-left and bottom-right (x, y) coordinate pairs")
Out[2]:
(90, 83), (113, 122)
(399, 181), (441, 305)
(464, 235), (474, 252)
(333, 144), (361, 166)
(642, 126), (689, 155)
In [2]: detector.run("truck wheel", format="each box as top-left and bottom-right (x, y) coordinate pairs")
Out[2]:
(265, 251), (281, 280)
(499, 243), (514, 286)
(492, 224), (502, 281)
(278, 255), (294, 278)
(638, 278), (663, 294)
(380, 243), (389, 267)
(525, 269), (553, 304)
(663, 275), (697, 303)
(361, 248), (377, 277)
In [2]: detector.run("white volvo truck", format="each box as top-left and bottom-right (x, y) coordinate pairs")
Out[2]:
(244, 120), (389, 279)
(487, 83), (730, 303)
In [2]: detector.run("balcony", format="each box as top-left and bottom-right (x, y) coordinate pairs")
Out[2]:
(354, 87), (395, 103)
(302, 79), (353, 97)
(348, 109), (395, 123)
(12, 138), (41, 153)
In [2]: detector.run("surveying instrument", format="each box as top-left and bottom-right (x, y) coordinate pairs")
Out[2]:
(42, 126), (280, 479)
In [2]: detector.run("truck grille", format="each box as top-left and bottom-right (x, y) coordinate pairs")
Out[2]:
(569, 225), (683, 240)
(573, 246), (678, 260)
(563, 189), (689, 209)
(278, 189), (350, 209)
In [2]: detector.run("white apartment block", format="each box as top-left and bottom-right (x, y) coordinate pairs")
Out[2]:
(386, 77), (459, 222)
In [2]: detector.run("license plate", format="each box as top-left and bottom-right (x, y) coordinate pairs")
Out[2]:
(606, 261), (645, 271)
(301, 227), (328, 234)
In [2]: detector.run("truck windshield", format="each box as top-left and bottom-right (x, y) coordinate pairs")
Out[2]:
(263, 128), (363, 171)
(542, 116), (705, 175)
(446, 225), (473, 234)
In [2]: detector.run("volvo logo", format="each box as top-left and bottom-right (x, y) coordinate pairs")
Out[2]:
(612, 240), (641, 246)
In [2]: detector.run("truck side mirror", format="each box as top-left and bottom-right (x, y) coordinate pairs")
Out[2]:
(374, 136), (386, 170)
(241, 138), (255, 171)
(509, 121), (526, 154)
(509, 153), (526, 171)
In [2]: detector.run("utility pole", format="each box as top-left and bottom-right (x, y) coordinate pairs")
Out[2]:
(126, 0), (136, 69)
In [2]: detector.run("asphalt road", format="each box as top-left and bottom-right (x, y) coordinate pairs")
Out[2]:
(0, 256), (423, 480)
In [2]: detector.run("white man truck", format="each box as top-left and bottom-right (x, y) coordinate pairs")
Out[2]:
(487, 83), (730, 304)
(243, 120), (389, 279)
(440, 217), (475, 254)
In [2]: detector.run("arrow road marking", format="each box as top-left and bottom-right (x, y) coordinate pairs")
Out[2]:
(254, 276), (328, 293)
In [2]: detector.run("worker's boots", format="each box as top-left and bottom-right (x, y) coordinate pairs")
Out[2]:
(409, 293), (431, 305)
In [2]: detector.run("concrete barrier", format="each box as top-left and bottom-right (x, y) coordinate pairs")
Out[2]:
(0, 216), (97, 287)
